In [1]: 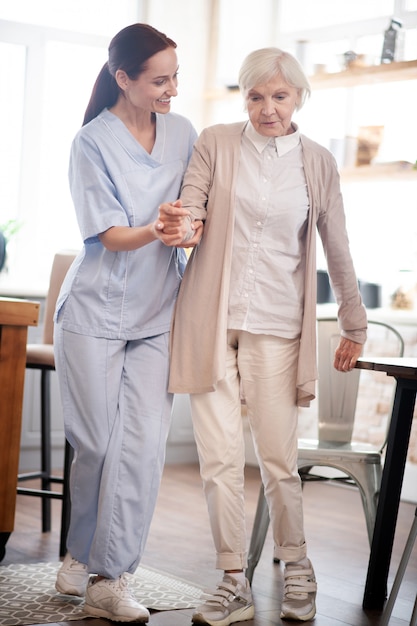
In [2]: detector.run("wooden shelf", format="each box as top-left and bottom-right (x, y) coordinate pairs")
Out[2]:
(309, 59), (417, 89)
(205, 60), (417, 101)
(204, 63), (417, 182)
(340, 161), (417, 181)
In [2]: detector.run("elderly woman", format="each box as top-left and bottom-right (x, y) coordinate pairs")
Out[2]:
(161, 47), (367, 624)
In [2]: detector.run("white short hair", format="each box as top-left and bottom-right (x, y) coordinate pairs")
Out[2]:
(238, 47), (311, 111)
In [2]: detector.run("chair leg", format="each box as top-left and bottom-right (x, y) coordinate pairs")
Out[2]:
(0, 533), (10, 562)
(40, 369), (51, 532)
(330, 460), (381, 548)
(380, 506), (417, 626)
(246, 485), (270, 584)
(411, 594), (417, 626)
(59, 440), (73, 557)
(357, 483), (379, 548)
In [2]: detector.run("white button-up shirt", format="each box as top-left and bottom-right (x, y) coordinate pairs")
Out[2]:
(228, 122), (309, 338)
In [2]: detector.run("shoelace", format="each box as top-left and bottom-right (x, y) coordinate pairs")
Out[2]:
(93, 573), (134, 599)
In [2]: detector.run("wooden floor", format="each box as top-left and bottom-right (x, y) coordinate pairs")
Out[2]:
(2, 462), (416, 625)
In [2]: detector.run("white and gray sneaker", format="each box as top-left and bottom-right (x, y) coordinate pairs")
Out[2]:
(280, 558), (317, 621)
(192, 574), (254, 626)
(55, 552), (89, 597)
(84, 573), (150, 622)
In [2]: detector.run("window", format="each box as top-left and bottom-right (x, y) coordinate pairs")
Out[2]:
(280, 0), (394, 31)
(0, 42), (25, 235)
(0, 0), (142, 290)
(0, 0), (141, 35)
(0, 0), (416, 293)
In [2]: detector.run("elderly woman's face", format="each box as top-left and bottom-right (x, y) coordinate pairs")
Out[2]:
(246, 73), (300, 137)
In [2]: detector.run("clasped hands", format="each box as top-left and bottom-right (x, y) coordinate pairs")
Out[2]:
(153, 200), (203, 247)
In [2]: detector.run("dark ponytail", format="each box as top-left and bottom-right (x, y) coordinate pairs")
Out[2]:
(83, 63), (119, 125)
(82, 23), (177, 126)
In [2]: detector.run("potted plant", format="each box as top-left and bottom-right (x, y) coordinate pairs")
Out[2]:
(0, 219), (22, 273)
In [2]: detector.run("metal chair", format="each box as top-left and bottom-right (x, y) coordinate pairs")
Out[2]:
(246, 318), (405, 583)
(17, 250), (77, 556)
(380, 506), (417, 626)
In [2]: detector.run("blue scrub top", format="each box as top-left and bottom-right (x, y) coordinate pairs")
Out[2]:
(56, 109), (197, 340)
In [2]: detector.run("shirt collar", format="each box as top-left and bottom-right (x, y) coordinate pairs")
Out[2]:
(245, 121), (300, 156)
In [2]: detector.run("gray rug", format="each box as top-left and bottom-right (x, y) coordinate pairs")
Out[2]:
(0, 561), (203, 625)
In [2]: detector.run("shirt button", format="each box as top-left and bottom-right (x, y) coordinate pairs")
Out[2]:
(257, 221), (262, 226)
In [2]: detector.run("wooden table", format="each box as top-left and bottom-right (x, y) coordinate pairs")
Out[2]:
(0, 297), (39, 560)
(355, 357), (417, 611)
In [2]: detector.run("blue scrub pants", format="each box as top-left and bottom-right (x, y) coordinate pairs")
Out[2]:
(54, 324), (173, 578)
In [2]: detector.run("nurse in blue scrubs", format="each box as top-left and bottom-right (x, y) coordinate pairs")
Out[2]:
(53, 23), (200, 622)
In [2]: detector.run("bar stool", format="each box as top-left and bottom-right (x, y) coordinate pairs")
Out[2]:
(17, 250), (77, 556)
(380, 506), (417, 626)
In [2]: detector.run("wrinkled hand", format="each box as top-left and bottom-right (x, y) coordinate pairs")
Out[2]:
(153, 200), (191, 246)
(177, 220), (204, 248)
(334, 337), (363, 372)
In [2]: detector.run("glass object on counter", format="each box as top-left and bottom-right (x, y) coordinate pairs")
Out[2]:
(391, 271), (417, 310)
(356, 126), (384, 166)
(329, 136), (358, 169)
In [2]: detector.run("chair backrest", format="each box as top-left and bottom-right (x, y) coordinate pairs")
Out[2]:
(42, 250), (78, 344)
(317, 318), (404, 444)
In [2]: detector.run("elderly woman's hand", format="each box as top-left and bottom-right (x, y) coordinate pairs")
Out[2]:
(177, 220), (204, 248)
(333, 337), (363, 372)
(152, 200), (191, 246)
(155, 200), (204, 247)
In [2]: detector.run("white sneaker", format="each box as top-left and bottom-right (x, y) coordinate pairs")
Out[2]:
(84, 573), (150, 622)
(280, 558), (317, 621)
(55, 552), (89, 597)
(192, 574), (254, 626)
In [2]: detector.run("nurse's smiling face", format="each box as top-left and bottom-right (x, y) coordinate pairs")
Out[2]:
(246, 73), (300, 137)
(117, 47), (179, 114)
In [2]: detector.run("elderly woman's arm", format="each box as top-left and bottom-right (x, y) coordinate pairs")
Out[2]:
(158, 129), (214, 245)
(315, 152), (367, 371)
(179, 129), (213, 221)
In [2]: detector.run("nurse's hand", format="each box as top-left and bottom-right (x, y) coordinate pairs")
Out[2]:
(334, 337), (363, 372)
(152, 220), (186, 246)
(158, 200), (190, 231)
(159, 200), (204, 247)
(154, 200), (194, 246)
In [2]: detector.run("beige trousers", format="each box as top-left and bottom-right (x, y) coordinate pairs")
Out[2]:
(190, 329), (307, 571)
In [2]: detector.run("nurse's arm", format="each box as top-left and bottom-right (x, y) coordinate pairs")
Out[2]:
(98, 215), (189, 250)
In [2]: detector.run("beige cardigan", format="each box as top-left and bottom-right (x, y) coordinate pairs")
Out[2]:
(169, 122), (367, 406)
